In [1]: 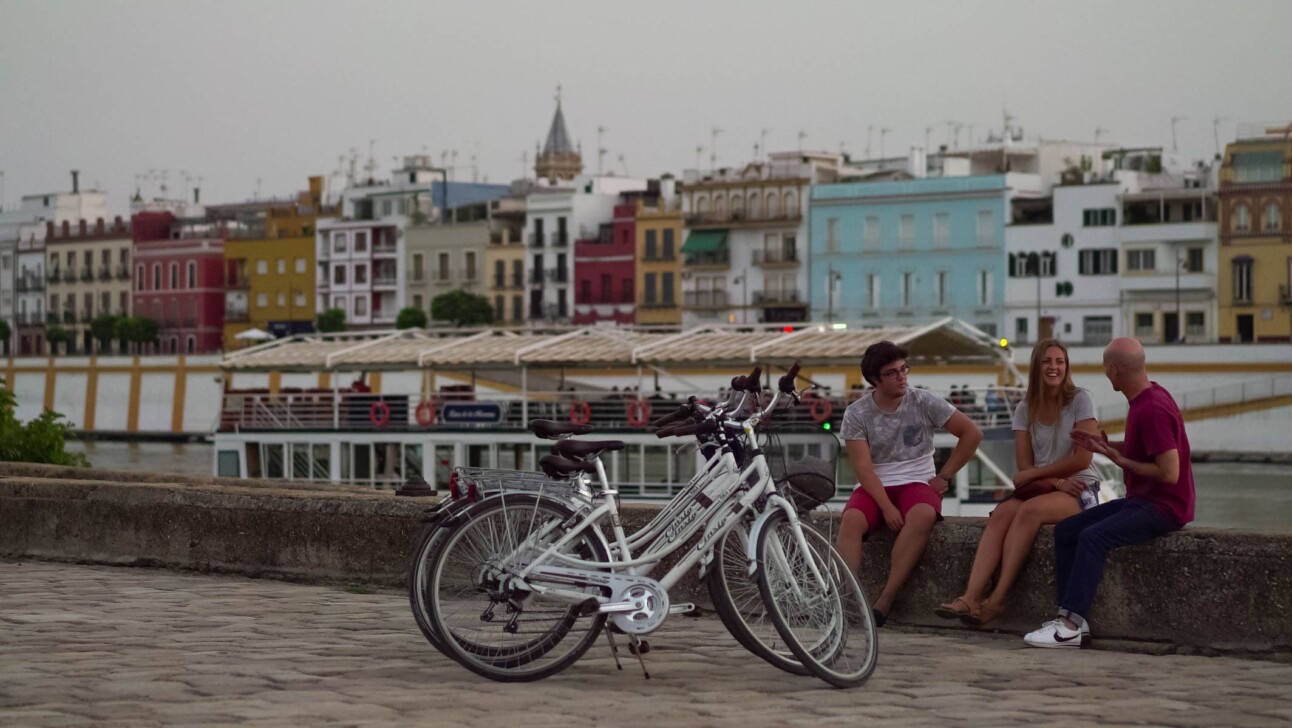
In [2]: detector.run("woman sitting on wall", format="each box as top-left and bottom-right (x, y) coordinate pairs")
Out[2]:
(934, 338), (1102, 626)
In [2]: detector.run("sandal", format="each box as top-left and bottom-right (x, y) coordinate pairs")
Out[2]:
(962, 601), (1004, 627)
(933, 597), (975, 620)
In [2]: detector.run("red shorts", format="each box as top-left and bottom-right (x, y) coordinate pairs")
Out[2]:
(844, 482), (944, 532)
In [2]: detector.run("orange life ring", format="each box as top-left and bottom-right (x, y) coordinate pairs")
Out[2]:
(370, 400), (391, 428)
(625, 397), (652, 428)
(569, 399), (592, 425)
(415, 399), (437, 426)
(808, 395), (834, 424)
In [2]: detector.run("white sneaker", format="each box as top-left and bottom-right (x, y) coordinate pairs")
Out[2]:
(1023, 618), (1088, 648)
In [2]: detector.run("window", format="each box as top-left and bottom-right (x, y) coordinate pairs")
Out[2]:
(933, 213), (949, 247)
(1127, 249), (1156, 272)
(332, 295), (344, 309)
(169, 263), (179, 288)
(1079, 249), (1119, 275)
(333, 232), (348, 254)
(1135, 313), (1155, 337)
(1010, 252), (1055, 277)
(294, 291), (305, 307)
(256, 293), (268, 308)
(276, 292), (286, 307)
(747, 192), (760, 218)
(900, 272), (912, 307)
(977, 270), (991, 306)
(1083, 316), (1114, 345)
(1233, 258), (1253, 303)
(826, 218), (839, 253)
(333, 265), (347, 285)
(152, 264), (161, 290)
(1016, 317), (1029, 342)
(137, 265), (145, 290)
(899, 215), (914, 247)
(1264, 202), (1281, 232)
(413, 254), (424, 281)
(354, 264), (368, 285)
(438, 253), (450, 281)
(494, 295), (504, 321)
(867, 274), (880, 309)
(465, 252), (477, 280)
(1185, 247), (1204, 273)
(354, 231), (368, 252)
(644, 272), (657, 305)
(976, 210), (994, 244)
(295, 258), (306, 273)
(352, 295), (367, 317)
(186, 336), (196, 354)
(662, 272), (675, 306)
(863, 216), (879, 250)
(1082, 208), (1116, 226)
(936, 271), (947, 307)
(766, 191), (779, 218)
(1232, 204), (1250, 232)
(662, 229), (675, 260)
(1233, 152), (1283, 183)
(645, 229), (657, 260)
(512, 295), (523, 321)
(187, 261), (196, 288)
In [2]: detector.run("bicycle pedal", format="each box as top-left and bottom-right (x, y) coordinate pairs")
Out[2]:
(628, 639), (651, 655)
(668, 602), (700, 616)
(577, 598), (601, 617)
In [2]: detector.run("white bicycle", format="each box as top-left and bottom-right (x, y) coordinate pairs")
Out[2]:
(409, 363), (878, 688)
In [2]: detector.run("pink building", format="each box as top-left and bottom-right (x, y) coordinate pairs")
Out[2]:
(131, 211), (226, 354)
(572, 202), (635, 326)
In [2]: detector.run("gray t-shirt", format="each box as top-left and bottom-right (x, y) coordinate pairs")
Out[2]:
(841, 387), (957, 486)
(1011, 388), (1099, 486)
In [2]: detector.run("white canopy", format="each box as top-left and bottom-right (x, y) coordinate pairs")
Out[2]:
(234, 328), (275, 341)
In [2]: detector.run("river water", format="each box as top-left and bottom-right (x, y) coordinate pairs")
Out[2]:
(64, 440), (1292, 533)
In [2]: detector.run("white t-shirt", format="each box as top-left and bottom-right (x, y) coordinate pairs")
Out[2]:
(841, 387), (957, 487)
(1011, 388), (1100, 489)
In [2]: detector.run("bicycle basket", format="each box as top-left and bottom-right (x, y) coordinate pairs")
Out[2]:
(779, 456), (837, 511)
(761, 423), (840, 511)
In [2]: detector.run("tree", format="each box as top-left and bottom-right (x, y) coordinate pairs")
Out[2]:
(116, 316), (159, 353)
(91, 314), (120, 353)
(46, 326), (71, 356)
(431, 289), (494, 327)
(395, 306), (428, 329)
(316, 308), (347, 333)
(0, 318), (10, 356)
(0, 379), (90, 467)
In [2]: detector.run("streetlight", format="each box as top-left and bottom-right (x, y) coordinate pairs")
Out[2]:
(732, 274), (748, 325)
(825, 264), (842, 323)
(1174, 248), (1188, 343)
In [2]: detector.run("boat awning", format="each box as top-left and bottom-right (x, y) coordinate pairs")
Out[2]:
(680, 229), (728, 255)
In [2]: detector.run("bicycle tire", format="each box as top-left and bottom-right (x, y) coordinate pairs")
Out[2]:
(706, 517), (811, 675)
(425, 493), (610, 682)
(755, 508), (878, 688)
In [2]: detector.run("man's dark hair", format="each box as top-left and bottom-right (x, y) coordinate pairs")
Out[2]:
(860, 341), (909, 387)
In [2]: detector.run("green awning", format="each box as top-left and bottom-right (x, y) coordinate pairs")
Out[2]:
(681, 229), (729, 254)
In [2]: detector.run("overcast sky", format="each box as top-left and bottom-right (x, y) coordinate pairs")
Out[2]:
(2, 0), (1290, 215)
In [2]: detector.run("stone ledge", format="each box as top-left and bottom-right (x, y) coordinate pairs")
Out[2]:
(2, 462), (1289, 657)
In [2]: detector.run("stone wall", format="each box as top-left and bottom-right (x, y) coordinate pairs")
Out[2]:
(2, 462), (1289, 657)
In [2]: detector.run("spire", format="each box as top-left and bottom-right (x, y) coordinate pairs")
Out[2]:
(534, 84), (583, 181)
(543, 90), (575, 155)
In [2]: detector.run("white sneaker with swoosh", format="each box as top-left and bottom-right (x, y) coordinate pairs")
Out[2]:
(1024, 619), (1087, 648)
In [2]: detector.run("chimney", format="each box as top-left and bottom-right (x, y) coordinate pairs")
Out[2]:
(71, 170), (80, 194)
(907, 146), (928, 179)
(79, 219), (87, 235)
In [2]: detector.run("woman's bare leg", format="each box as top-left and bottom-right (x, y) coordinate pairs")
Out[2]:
(946, 498), (1022, 611)
(985, 492), (1082, 610)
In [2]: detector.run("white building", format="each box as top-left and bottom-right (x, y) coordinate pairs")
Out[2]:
(524, 175), (648, 322)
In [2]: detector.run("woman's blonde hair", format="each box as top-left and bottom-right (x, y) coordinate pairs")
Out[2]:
(1025, 338), (1076, 424)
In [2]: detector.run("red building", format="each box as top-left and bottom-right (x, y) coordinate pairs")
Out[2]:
(572, 202), (635, 326)
(131, 211), (226, 354)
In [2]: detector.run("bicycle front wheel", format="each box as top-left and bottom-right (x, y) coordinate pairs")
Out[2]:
(755, 508), (878, 688)
(425, 493), (610, 682)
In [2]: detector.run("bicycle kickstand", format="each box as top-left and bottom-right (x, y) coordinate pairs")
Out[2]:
(603, 626), (623, 671)
(628, 635), (651, 680)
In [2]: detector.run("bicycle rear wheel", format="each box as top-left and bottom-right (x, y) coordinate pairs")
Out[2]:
(755, 508), (877, 688)
(707, 517), (810, 675)
(425, 493), (609, 682)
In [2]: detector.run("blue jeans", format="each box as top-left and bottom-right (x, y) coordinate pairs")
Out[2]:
(1054, 499), (1177, 626)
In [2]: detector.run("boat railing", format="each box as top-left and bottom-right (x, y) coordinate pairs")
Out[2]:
(218, 386), (1026, 433)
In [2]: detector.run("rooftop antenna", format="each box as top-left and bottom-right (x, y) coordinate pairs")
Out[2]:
(348, 149), (359, 186)
(450, 149), (459, 180)
(710, 127), (722, 170)
(364, 139), (378, 182)
(195, 176), (203, 205)
(1212, 116), (1228, 158)
(759, 128), (771, 159)
(1094, 127), (1110, 145)
(879, 128), (892, 160)
(967, 123), (975, 147)
(470, 154), (478, 183)
(617, 154), (629, 176)
(597, 125), (607, 175)
(255, 177), (262, 200)
(797, 129), (807, 152)
(1170, 116), (1187, 152)
(159, 169), (169, 197)
(520, 150), (528, 179)
(695, 145), (705, 171)
(865, 125), (874, 158)
(924, 126), (933, 151)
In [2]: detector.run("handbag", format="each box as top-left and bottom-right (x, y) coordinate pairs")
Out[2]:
(1011, 480), (1055, 501)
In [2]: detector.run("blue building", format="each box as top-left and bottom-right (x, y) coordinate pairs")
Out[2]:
(810, 175), (1020, 337)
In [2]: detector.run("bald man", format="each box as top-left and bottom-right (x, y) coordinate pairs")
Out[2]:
(1024, 338), (1194, 648)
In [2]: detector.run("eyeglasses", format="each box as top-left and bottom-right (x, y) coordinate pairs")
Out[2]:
(880, 364), (911, 380)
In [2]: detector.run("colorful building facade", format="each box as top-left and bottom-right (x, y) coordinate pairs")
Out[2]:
(44, 217), (133, 354)
(132, 211), (226, 354)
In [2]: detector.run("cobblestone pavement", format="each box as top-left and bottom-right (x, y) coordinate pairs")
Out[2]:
(2, 561), (1290, 728)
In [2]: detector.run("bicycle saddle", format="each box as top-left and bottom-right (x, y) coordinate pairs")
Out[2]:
(552, 439), (625, 458)
(539, 454), (599, 479)
(529, 419), (594, 439)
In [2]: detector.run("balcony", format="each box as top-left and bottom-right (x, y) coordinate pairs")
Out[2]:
(116, 264), (131, 281)
(528, 232), (544, 248)
(685, 209), (802, 228)
(579, 293), (635, 305)
(683, 290), (729, 309)
(752, 249), (800, 267)
(529, 270), (545, 285)
(47, 269), (61, 283)
(432, 274), (453, 287)
(98, 265), (113, 281)
(225, 309), (250, 322)
(752, 289), (804, 306)
(684, 252), (730, 268)
(63, 269), (77, 283)
(81, 310), (94, 323)
(551, 233), (569, 248)
(545, 269), (568, 284)
(46, 313), (60, 325)
(373, 274), (398, 288)
(62, 311), (76, 323)
(80, 269), (94, 282)
(227, 275), (251, 290)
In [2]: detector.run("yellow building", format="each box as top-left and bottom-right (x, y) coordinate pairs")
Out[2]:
(1217, 128), (1292, 343)
(223, 177), (335, 349)
(635, 193), (684, 327)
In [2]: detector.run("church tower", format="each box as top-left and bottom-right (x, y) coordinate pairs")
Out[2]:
(534, 88), (583, 182)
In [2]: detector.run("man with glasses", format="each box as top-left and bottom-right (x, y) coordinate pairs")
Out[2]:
(837, 341), (983, 626)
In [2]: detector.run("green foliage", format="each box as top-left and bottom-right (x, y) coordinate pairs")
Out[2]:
(395, 306), (428, 329)
(0, 381), (90, 467)
(316, 308), (347, 333)
(116, 317), (160, 346)
(431, 289), (494, 327)
(46, 326), (70, 355)
(0, 318), (10, 344)
(91, 315), (120, 350)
